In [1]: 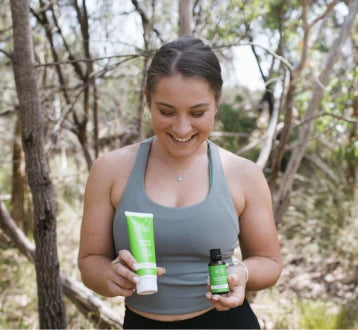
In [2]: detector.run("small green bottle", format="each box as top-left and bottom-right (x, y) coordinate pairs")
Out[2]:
(208, 248), (229, 294)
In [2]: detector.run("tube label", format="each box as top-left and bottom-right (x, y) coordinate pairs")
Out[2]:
(125, 211), (157, 276)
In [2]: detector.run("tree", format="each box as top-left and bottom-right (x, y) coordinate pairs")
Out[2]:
(274, 0), (358, 224)
(179, 0), (193, 36)
(9, 0), (66, 327)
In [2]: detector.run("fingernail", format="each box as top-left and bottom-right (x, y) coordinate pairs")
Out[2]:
(133, 263), (139, 270)
(206, 293), (211, 299)
(133, 276), (140, 283)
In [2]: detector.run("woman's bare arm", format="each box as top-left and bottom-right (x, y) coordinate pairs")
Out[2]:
(238, 160), (282, 291)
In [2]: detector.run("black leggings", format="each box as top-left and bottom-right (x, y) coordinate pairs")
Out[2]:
(123, 299), (260, 329)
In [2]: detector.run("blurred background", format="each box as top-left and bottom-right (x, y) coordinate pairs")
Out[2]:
(0, 0), (357, 328)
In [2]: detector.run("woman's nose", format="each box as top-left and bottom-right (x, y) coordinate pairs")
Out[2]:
(172, 116), (192, 136)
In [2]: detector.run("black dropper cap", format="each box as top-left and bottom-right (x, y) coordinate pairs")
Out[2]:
(210, 248), (222, 261)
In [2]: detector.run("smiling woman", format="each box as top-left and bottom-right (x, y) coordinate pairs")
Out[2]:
(149, 74), (216, 161)
(78, 36), (282, 329)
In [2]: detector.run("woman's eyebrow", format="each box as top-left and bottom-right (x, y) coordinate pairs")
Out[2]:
(155, 102), (210, 109)
(155, 102), (175, 108)
(190, 103), (210, 109)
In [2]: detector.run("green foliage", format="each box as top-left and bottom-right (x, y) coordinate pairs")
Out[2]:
(218, 102), (256, 133)
(298, 299), (358, 329)
(214, 96), (259, 157)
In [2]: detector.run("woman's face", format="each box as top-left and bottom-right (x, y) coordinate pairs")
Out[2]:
(148, 74), (217, 159)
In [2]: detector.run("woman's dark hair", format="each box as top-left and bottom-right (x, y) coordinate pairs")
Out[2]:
(145, 36), (223, 104)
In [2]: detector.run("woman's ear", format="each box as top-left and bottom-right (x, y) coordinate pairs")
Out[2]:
(215, 93), (222, 119)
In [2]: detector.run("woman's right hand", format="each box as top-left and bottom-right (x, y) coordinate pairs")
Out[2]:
(107, 249), (166, 297)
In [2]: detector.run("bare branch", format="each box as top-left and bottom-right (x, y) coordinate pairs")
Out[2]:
(131, 0), (163, 43)
(0, 199), (123, 329)
(210, 131), (250, 138)
(309, 0), (339, 29)
(0, 199), (35, 262)
(0, 48), (13, 60)
(293, 111), (358, 128)
(237, 134), (266, 155)
(214, 42), (293, 71)
(0, 108), (16, 116)
(34, 53), (144, 67)
(256, 98), (280, 169)
(304, 154), (338, 182)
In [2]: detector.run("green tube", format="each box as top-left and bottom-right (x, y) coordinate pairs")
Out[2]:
(125, 211), (157, 295)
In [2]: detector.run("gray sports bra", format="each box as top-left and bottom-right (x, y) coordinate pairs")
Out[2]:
(113, 137), (239, 314)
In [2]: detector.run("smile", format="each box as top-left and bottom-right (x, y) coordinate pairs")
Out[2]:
(169, 134), (196, 143)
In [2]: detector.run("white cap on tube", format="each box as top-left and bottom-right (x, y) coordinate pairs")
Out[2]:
(136, 275), (158, 295)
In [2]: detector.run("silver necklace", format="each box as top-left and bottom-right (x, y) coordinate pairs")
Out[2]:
(159, 158), (190, 183)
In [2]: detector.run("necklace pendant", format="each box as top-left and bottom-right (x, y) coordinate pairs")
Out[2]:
(177, 175), (183, 182)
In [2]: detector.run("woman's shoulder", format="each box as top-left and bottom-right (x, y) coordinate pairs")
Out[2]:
(90, 143), (141, 178)
(216, 145), (266, 185)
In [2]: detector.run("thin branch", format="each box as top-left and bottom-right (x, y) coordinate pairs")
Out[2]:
(309, 0), (339, 29)
(237, 134), (267, 155)
(34, 53), (145, 67)
(131, 0), (163, 43)
(0, 48), (13, 60)
(304, 153), (338, 182)
(0, 108), (16, 116)
(49, 4), (85, 80)
(293, 111), (358, 128)
(256, 97), (280, 169)
(210, 131), (250, 138)
(214, 42), (293, 71)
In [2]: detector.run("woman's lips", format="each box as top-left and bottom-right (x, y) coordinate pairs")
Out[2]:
(168, 133), (197, 143)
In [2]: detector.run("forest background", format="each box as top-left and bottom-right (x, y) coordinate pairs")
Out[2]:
(0, 0), (357, 328)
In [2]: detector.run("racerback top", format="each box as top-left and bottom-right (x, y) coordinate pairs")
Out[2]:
(113, 137), (239, 314)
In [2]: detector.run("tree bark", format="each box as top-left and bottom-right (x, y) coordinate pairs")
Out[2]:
(11, 115), (26, 230)
(131, 0), (155, 139)
(179, 0), (193, 37)
(0, 199), (123, 329)
(9, 1), (67, 328)
(274, 0), (358, 225)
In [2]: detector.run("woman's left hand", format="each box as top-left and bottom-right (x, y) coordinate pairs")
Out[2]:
(206, 264), (246, 311)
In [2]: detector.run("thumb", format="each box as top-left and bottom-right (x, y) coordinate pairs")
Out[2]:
(228, 274), (240, 288)
(157, 267), (166, 276)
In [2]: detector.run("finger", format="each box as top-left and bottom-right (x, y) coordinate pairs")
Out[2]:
(118, 249), (139, 271)
(113, 262), (140, 284)
(212, 287), (245, 309)
(108, 280), (136, 297)
(228, 274), (241, 288)
(110, 271), (137, 290)
(157, 267), (166, 276)
(206, 293), (231, 311)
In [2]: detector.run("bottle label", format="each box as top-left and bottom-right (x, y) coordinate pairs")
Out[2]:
(209, 265), (229, 293)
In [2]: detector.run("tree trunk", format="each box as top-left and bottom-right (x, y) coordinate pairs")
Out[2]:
(274, 0), (358, 225)
(179, 0), (193, 37)
(11, 115), (26, 230)
(9, 1), (67, 328)
(10, 115), (33, 235)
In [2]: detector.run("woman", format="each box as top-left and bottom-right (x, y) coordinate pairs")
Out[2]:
(78, 36), (281, 329)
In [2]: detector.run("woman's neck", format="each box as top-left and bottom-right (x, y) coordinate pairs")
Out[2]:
(151, 136), (208, 169)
